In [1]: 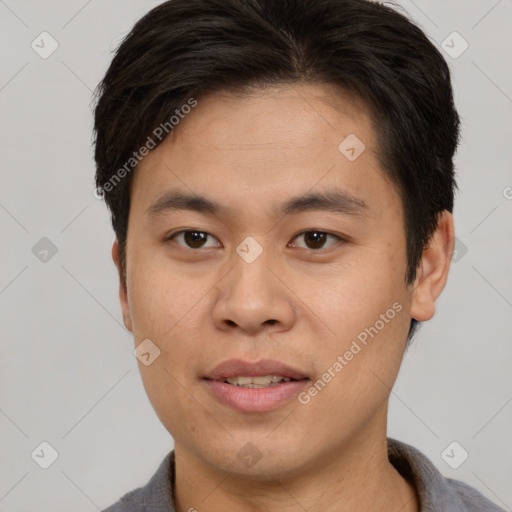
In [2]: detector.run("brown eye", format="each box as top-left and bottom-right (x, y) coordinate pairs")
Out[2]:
(170, 230), (220, 249)
(290, 231), (340, 250)
(184, 231), (207, 248)
(304, 231), (327, 249)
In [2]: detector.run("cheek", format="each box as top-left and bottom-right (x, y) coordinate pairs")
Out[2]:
(303, 247), (411, 384)
(299, 270), (409, 425)
(125, 245), (200, 339)
(125, 252), (211, 392)
(309, 254), (404, 331)
(126, 263), (205, 427)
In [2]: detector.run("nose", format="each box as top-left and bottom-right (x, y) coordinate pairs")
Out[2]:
(211, 248), (296, 336)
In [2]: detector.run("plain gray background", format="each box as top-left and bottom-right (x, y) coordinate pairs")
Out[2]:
(0, 0), (511, 510)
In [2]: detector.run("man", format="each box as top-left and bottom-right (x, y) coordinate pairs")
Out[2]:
(93, 0), (504, 510)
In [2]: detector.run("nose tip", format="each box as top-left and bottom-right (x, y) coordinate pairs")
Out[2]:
(212, 257), (296, 335)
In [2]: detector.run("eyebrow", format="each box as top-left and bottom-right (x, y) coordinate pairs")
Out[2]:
(146, 188), (369, 218)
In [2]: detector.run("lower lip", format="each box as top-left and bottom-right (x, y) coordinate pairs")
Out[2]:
(204, 379), (309, 413)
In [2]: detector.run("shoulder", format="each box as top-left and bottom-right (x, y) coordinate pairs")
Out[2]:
(102, 451), (175, 512)
(388, 438), (505, 512)
(102, 488), (144, 512)
(445, 478), (507, 512)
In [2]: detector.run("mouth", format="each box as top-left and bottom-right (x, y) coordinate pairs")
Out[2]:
(220, 375), (298, 388)
(204, 357), (309, 381)
(203, 359), (310, 412)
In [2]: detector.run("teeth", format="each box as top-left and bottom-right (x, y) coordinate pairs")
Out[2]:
(224, 375), (292, 388)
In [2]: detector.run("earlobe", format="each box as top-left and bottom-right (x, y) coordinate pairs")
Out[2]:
(112, 239), (133, 332)
(410, 211), (455, 322)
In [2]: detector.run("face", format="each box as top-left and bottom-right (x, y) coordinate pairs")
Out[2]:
(114, 83), (445, 479)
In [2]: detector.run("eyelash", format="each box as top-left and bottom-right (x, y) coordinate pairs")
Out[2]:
(166, 230), (345, 251)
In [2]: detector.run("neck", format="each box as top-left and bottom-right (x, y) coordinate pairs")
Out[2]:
(173, 426), (418, 512)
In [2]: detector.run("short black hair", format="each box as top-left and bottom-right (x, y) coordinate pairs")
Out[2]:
(93, 0), (461, 341)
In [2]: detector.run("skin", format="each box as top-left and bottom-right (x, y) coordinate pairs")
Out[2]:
(112, 83), (454, 512)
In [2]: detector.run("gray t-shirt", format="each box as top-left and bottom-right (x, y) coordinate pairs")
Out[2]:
(103, 438), (506, 511)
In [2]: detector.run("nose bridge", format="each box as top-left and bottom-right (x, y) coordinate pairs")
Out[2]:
(230, 240), (275, 302)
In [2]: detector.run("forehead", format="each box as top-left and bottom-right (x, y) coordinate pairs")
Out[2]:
(129, 82), (400, 223)
(173, 82), (375, 148)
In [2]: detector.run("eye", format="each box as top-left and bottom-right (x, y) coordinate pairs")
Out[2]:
(169, 230), (221, 249)
(289, 230), (342, 250)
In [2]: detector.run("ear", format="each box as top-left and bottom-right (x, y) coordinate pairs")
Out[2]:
(410, 210), (455, 322)
(112, 239), (133, 332)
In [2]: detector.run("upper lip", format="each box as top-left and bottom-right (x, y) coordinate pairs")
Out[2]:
(204, 358), (309, 381)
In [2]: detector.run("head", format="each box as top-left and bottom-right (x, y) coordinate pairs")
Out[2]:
(93, 0), (459, 481)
